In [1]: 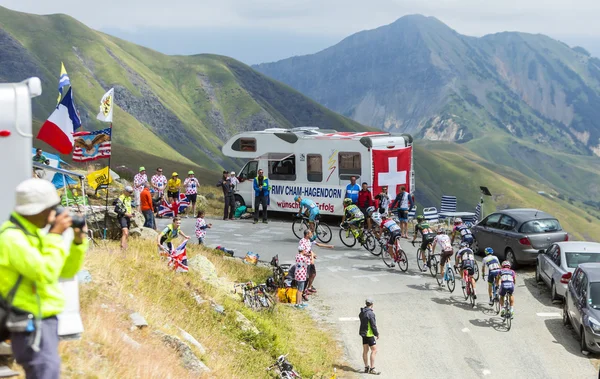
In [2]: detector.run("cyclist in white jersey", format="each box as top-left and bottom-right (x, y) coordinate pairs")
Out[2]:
(432, 228), (454, 282)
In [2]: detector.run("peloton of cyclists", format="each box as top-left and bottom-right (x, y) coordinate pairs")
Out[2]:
(455, 242), (477, 299)
(481, 247), (502, 306)
(411, 215), (436, 272)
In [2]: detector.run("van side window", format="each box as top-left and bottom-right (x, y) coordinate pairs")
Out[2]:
(339, 152), (361, 179)
(269, 156), (296, 181)
(307, 154), (322, 182)
(232, 138), (257, 152)
(240, 161), (258, 180)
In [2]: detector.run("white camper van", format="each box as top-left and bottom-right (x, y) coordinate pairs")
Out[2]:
(222, 127), (414, 217)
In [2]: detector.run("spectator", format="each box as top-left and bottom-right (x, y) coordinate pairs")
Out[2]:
(133, 167), (148, 212)
(167, 172), (181, 204)
(253, 168), (270, 224)
(359, 299), (380, 375)
(116, 186), (134, 250)
(157, 217), (190, 252)
(32, 148), (50, 165)
(195, 210), (212, 245)
(0, 178), (88, 379)
(184, 171), (200, 218)
(358, 182), (374, 229)
(298, 229), (333, 298)
(294, 245), (311, 309)
(345, 176), (360, 204)
(391, 186), (414, 238)
(151, 167), (167, 203)
(217, 171), (235, 220)
(375, 186), (390, 215)
(140, 182), (155, 230)
(229, 171), (240, 188)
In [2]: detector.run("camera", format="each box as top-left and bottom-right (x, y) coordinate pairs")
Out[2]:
(54, 206), (86, 229)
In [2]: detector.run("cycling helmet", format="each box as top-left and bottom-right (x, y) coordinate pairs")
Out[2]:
(460, 241), (470, 248)
(501, 260), (511, 268)
(366, 206), (376, 216)
(416, 215), (425, 222)
(343, 198), (353, 206)
(294, 195), (300, 202)
(454, 217), (463, 225)
(484, 247), (494, 255)
(437, 228), (446, 234)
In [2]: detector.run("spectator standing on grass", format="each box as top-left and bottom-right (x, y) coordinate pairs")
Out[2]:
(253, 168), (270, 224)
(133, 167), (148, 212)
(345, 176), (360, 204)
(375, 186), (390, 215)
(116, 186), (134, 250)
(0, 179), (88, 379)
(359, 299), (381, 375)
(151, 167), (167, 202)
(358, 182), (374, 229)
(184, 171), (200, 218)
(217, 171), (235, 220)
(294, 246), (311, 309)
(140, 182), (155, 230)
(195, 210), (212, 245)
(298, 229), (333, 299)
(167, 172), (181, 204)
(391, 186), (414, 238)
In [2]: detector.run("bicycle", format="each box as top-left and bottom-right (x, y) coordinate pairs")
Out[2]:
(413, 241), (438, 278)
(435, 257), (456, 292)
(461, 269), (476, 308)
(234, 282), (275, 311)
(380, 233), (408, 272)
(339, 221), (376, 252)
(484, 273), (501, 314)
(266, 354), (301, 378)
(292, 214), (332, 243)
(271, 255), (291, 288)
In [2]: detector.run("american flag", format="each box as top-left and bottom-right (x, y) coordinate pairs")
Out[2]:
(72, 128), (111, 162)
(158, 193), (190, 218)
(168, 239), (189, 272)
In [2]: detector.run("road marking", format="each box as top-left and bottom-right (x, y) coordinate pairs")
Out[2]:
(461, 328), (470, 333)
(536, 312), (561, 317)
(322, 254), (344, 260)
(234, 234), (243, 237)
(352, 274), (388, 282)
(326, 266), (350, 272)
(482, 369), (491, 376)
(338, 317), (360, 322)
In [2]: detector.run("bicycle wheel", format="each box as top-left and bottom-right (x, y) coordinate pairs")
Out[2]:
(462, 279), (468, 300)
(473, 261), (480, 281)
(381, 246), (395, 268)
(495, 295), (501, 314)
(435, 264), (444, 286)
(470, 288), (476, 308)
(243, 293), (253, 308)
(292, 219), (308, 240)
(417, 249), (425, 271)
(316, 222), (333, 243)
(364, 232), (379, 255)
(397, 249), (408, 272)
(447, 268), (456, 293)
(339, 228), (357, 247)
(429, 255), (438, 278)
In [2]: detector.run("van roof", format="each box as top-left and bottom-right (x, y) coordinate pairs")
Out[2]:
(252, 127), (392, 140)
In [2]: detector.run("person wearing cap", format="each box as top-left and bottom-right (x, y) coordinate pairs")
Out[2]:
(116, 186), (135, 250)
(183, 171), (200, 218)
(167, 172), (182, 204)
(359, 299), (380, 375)
(216, 171), (235, 220)
(133, 167), (148, 212)
(0, 178), (88, 378)
(252, 168), (271, 224)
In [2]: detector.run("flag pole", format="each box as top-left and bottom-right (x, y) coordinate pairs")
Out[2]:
(103, 123), (113, 240)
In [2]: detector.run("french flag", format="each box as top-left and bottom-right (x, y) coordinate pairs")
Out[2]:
(37, 87), (82, 154)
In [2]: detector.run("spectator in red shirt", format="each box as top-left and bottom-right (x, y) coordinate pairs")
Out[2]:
(140, 183), (155, 230)
(358, 182), (374, 230)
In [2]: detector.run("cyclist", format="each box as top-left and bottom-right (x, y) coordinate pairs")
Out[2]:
(341, 198), (365, 242)
(451, 218), (474, 247)
(496, 260), (516, 317)
(481, 247), (502, 306)
(368, 206), (383, 239)
(156, 216), (190, 253)
(411, 215), (436, 272)
(369, 208), (402, 267)
(294, 195), (320, 241)
(431, 228), (453, 282)
(456, 242), (477, 299)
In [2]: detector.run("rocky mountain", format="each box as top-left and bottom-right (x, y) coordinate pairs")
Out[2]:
(254, 15), (600, 157)
(0, 5), (365, 175)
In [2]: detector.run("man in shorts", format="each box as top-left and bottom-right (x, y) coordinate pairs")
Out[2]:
(156, 216), (190, 253)
(359, 299), (381, 375)
(133, 167), (148, 212)
(456, 242), (477, 299)
(497, 260), (516, 317)
(391, 186), (414, 238)
(431, 228), (454, 282)
(482, 247), (502, 305)
(298, 229), (333, 297)
(116, 186), (134, 250)
(411, 215), (436, 271)
(167, 172), (182, 203)
(184, 170), (200, 217)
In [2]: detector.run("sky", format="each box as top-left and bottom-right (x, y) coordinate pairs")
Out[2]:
(2, 0), (600, 64)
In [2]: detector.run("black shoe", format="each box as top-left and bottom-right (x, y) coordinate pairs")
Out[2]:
(369, 368), (381, 375)
(253, 220), (258, 224)
(262, 220), (268, 224)
(364, 367), (370, 374)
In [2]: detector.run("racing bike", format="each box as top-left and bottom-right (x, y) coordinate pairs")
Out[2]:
(266, 354), (301, 378)
(435, 256), (456, 292)
(339, 221), (376, 252)
(461, 269), (476, 308)
(413, 241), (438, 278)
(380, 233), (408, 272)
(292, 214), (332, 243)
(234, 282), (275, 312)
(501, 290), (512, 330)
(484, 272), (501, 314)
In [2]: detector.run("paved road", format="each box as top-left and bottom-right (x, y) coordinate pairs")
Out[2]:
(159, 217), (599, 379)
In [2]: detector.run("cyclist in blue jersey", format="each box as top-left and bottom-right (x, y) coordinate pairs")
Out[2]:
(481, 247), (502, 306)
(295, 195), (320, 241)
(496, 261), (516, 318)
(451, 218), (474, 247)
(456, 242), (477, 299)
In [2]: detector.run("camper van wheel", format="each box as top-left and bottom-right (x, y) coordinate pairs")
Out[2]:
(234, 195), (245, 209)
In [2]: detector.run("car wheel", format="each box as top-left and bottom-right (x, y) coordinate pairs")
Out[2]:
(234, 195), (245, 208)
(563, 301), (570, 327)
(472, 239), (482, 256)
(551, 281), (561, 302)
(581, 328), (590, 356)
(535, 263), (542, 283)
(505, 249), (518, 269)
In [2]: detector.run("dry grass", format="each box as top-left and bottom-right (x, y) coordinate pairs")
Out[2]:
(51, 239), (342, 378)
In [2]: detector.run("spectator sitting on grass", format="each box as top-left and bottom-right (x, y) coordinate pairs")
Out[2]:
(156, 216), (190, 253)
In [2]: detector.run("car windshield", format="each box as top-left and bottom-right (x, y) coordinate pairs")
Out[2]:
(566, 252), (600, 268)
(519, 218), (562, 234)
(590, 282), (600, 309)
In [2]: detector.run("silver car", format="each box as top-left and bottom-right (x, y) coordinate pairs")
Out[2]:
(536, 242), (600, 301)
(471, 208), (568, 268)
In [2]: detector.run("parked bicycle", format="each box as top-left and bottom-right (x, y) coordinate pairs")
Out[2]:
(413, 240), (438, 278)
(435, 257), (456, 292)
(380, 232), (408, 272)
(234, 282), (275, 311)
(339, 221), (376, 252)
(270, 255), (291, 288)
(266, 354), (301, 378)
(292, 214), (332, 243)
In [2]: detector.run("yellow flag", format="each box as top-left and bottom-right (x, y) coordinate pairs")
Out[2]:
(57, 62), (70, 104)
(86, 166), (112, 190)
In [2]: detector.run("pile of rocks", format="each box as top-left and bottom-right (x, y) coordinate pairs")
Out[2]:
(74, 205), (157, 241)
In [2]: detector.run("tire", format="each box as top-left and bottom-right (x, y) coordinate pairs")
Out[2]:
(243, 293), (253, 309)
(339, 228), (357, 248)
(473, 262), (480, 282)
(563, 302), (570, 326)
(429, 255), (439, 278)
(364, 232), (379, 255)
(397, 249), (408, 272)
(495, 295), (501, 314)
(470, 290), (476, 308)
(381, 247), (395, 268)
(316, 222), (333, 244)
(462, 281), (468, 300)
(506, 310), (512, 331)
(435, 264), (444, 286)
(417, 249), (425, 271)
(291, 219), (308, 240)
(447, 269), (456, 293)
(234, 194), (245, 208)
(472, 239), (481, 256)
(505, 249), (518, 269)
(581, 328), (589, 355)
(551, 281), (561, 302)
(535, 263), (542, 283)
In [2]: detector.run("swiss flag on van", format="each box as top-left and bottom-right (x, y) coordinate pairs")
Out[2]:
(372, 147), (412, 196)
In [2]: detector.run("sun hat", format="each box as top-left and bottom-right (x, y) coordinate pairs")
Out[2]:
(230, 171), (235, 175)
(188, 170), (194, 175)
(172, 172), (178, 177)
(139, 167), (145, 172)
(125, 186), (134, 193)
(14, 179), (60, 216)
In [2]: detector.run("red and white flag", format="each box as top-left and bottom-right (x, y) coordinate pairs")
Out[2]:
(37, 87), (81, 154)
(371, 147), (412, 196)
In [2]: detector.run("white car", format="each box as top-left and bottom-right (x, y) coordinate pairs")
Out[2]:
(536, 241), (600, 301)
